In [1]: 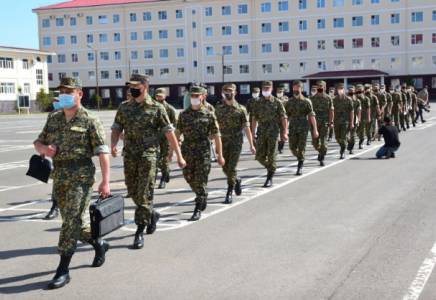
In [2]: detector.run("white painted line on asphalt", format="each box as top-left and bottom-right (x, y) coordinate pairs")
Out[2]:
(0, 182), (46, 193)
(403, 241), (436, 300)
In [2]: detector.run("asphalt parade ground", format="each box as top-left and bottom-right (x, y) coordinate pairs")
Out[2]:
(1, 108), (436, 299)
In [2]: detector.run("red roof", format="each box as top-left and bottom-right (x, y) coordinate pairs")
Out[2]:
(34, 0), (161, 11)
(303, 69), (389, 79)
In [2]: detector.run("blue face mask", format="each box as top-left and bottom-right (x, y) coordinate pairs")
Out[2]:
(59, 94), (76, 109)
(53, 102), (63, 110)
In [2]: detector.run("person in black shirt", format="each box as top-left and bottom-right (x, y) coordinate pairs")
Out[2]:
(374, 116), (401, 159)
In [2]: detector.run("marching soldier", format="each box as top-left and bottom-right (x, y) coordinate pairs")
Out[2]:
(276, 85), (289, 154)
(381, 84), (393, 120)
(215, 83), (256, 203)
(364, 85), (380, 144)
(246, 87), (260, 145)
(399, 84), (409, 131)
(333, 83), (354, 159)
(285, 81), (318, 175)
(347, 86), (361, 154)
(310, 80), (334, 166)
(154, 88), (178, 189)
(172, 85), (225, 221)
(356, 85), (371, 149)
(111, 74), (186, 249)
(327, 87), (336, 141)
(34, 77), (111, 289)
(416, 86), (429, 123)
(391, 85), (403, 132)
(407, 85), (418, 127)
(251, 81), (287, 187)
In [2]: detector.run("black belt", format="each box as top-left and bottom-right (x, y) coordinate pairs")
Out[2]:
(54, 158), (93, 168)
(220, 128), (242, 135)
(125, 137), (157, 145)
(289, 117), (307, 120)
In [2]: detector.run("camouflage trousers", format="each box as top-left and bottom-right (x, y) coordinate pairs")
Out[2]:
(158, 138), (170, 175)
(255, 132), (278, 173)
(392, 109), (400, 127)
(124, 155), (158, 226)
(182, 141), (211, 203)
(357, 121), (367, 141)
(328, 127), (334, 138)
(378, 110), (385, 129)
(311, 122), (329, 156)
(222, 135), (243, 186)
(370, 111), (378, 135)
(335, 122), (350, 148)
(54, 182), (92, 256)
(400, 111), (406, 127)
(289, 123), (310, 161)
(409, 109), (416, 122)
(349, 123), (357, 145)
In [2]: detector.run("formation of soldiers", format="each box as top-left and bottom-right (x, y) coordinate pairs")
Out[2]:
(34, 74), (430, 290)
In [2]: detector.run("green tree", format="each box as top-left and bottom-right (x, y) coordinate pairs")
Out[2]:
(89, 93), (103, 109)
(406, 76), (414, 88)
(36, 88), (52, 111)
(108, 98), (114, 110)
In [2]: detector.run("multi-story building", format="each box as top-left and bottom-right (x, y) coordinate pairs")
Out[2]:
(34, 0), (436, 105)
(0, 46), (55, 113)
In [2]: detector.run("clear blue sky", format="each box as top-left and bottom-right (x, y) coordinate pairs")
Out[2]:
(0, 0), (62, 49)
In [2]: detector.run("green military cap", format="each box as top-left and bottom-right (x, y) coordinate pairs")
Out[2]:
(337, 83), (345, 88)
(57, 77), (82, 90)
(262, 81), (273, 87)
(373, 83), (380, 88)
(356, 84), (364, 89)
(293, 80), (303, 87)
(329, 87), (336, 91)
(316, 80), (326, 86)
(276, 86), (285, 92)
(364, 86), (372, 90)
(364, 84), (372, 88)
(252, 87), (260, 92)
(348, 86), (355, 90)
(380, 84), (386, 88)
(53, 90), (60, 99)
(155, 88), (167, 97)
(401, 83), (407, 87)
(189, 86), (203, 94)
(126, 88), (131, 95)
(222, 83), (236, 91)
(311, 85), (317, 89)
(127, 73), (149, 85)
(389, 85), (394, 89)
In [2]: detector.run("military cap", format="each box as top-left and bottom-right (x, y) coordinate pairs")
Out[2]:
(126, 73), (149, 85)
(348, 86), (355, 90)
(311, 85), (317, 89)
(373, 83), (380, 88)
(329, 87), (336, 91)
(276, 86), (285, 92)
(126, 88), (131, 95)
(155, 88), (167, 97)
(364, 84), (372, 88)
(316, 80), (326, 86)
(262, 81), (273, 87)
(389, 85), (395, 89)
(57, 77), (82, 90)
(401, 83), (407, 87)
(380, 84), (386, 88)
(189, 86), (203, 94)
(337, 83), (345, 88)
(252, 87), (260, 92)
(364, 85), (372, 90)
(222, 83), (236, 91)
(356, 84), (364, 89)
(53, 90), (60, 99)
(293, 80), (303, 87)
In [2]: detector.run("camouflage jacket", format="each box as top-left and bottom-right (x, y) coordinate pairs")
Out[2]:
(333, 95), (354, 123)
(252, 96), (286, 136)
(176, 106), (220, 141)
(215, 100), (249, 138)
(36, 106), (108, 185)
(384, 92), (392, 105)
(392, 92), (402, 110)
(111, 95), (173, 158)
(374, 92), (387, 109)
(203, 101), (216, 114)
(245, 97), (259, 119)
(351, 96), (362, 122)
(357, 95), (371, 120)
(311, 92), (333, 124)
(409, 92), (418, 108)
(367, 93), (379, 114)
(155, 99), (177, 139)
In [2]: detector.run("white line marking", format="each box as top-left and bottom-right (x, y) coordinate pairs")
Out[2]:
(403, 242), (436, 300)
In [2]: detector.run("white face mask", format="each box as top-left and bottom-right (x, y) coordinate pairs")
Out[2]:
(190, 97), (201, 106)
(262, 91), (271, 97)
(390, 90), (394, 93)
(380, 89), (385, 93)
(329, 92), (335, 96)
(252, 93), (259, 98)
(396, 88), (400, 92)
(407, 89), (411, 92)
(277, 93), (283, 98)
(311, 92), (316, 96)
(338, 89), (344, 95)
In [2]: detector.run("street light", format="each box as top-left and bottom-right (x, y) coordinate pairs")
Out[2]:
(216, 51), (229, 84)
(87, 45), (100, 111)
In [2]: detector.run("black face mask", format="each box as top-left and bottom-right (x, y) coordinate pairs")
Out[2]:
(317, 88), (324, 93)
(365, 92), (370, 95)
(373, 90), (379, 93)
(348, 92), (354, 96)
(130, 88), (142, 98)
(293, 90), (300, 96)
(356, 91), (362, 95)
(224, 93), (233, 101)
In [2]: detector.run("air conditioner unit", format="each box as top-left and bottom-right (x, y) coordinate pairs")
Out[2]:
(31, 59), (37, 65)
(77, 13), (83, 17)
(64, 14), (70, 18)
(49, 15), (56, 19)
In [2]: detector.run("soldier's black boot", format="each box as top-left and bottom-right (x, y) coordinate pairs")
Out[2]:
(406, 120), (410, 129)
(366, 138), (371, 145)
(263, 171), (274, 187)
(45, 200), (59, 220)
(397, 126), (401, 132)
(224, 185), (233, 204)
(412, 121), (416, 127)
(402, 125), (407, 131)
(47, 255), (72, 290)
(347, 142), (351, 151)
(340, 147), (346, 159)
(359, 139), (363, 149)
(349, 143), (355, 154)
(235, 177), (242, 196)
(133, 224), (146, 249)
(158, 175), (166, 189)
(296, 160), (304, 176)
(146, 210), (161, 235)
(88, 238), (110, 267)
(201, 193), (208, 211)
(371, 131), (375, 139)
(319, 155), (325, 166)
(190, 202), (202, 221)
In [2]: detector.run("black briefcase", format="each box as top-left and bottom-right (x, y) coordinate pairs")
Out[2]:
(26, 154), (52, 183)
(89, 194), (125, 239)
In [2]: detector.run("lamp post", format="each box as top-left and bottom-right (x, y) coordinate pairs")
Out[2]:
(216, 51), (228, 84)
(87, 45), (100, 111)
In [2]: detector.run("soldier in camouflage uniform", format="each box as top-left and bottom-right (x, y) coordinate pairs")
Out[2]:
(34, 77), (111, 289)
(373, 84), (387, 137)
(401, 83), (411, 129)
(347, 86), (361, 154)
(111, 74), (186, 249)
(364, 85), (381, 144)
(276, 85), (289, 154)
(285, 81), (318, 175)
(173, 86), (224, 221)
(333, 83), (354, 159)
(246, 87), (260, 143)
(381, 84), (393, 120)
(356, 85), (371, 149)
(310, 80), (334, 166)
(327, 87), (336, 141)
(407, 85), (418, 127)
(215, 83), (256, 203)
(153, 88), (178, 189)
(251, 81), (287, 187)
(391, 85), (403, 132)
(399, 84), (409, 131)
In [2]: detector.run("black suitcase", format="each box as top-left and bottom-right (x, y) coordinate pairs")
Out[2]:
(89, 194), (125, 239)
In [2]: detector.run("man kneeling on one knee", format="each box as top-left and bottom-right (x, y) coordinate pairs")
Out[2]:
(375, 116), (401, 159)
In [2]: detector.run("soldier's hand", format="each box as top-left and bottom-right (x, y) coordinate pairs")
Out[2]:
(281, 133), (288, 142)
(45, 145), (57, 157)
(328, 124), (334, 130)
(209, 135), (214, 140)
(367, 119), (371, 123)
(111, 146), (118, 158)
(349, 123), (354, 130)
(178, 157), (186, 169)
(119, 133), (125, 141)
(98, 181), (110, 198)
(313, 131), (319, 139)
(250, 145), (256, 155)
(217, 156), (225, 166)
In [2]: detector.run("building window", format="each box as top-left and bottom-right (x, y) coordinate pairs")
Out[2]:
(299, 62), (307, 72)
(240, 84), (250, 94)
(352, 0), (363, 5)
(145, 69), (154, 77)
(193, 41), (197, 48)
(88, 52), (95, 62)
(207, 66), (215, 75)
(279, 22), (289, 32)
(318, 61), (326, 71)
(333, 39), (344, 49)
(411, 56), (424, 68)
(299, 20), (307, 31)
(159, 49), (169, 59)
(87, 34), (94, 43)
(391, 35), (400, 46)
(70, 17), (77, 26)
(278, 1), (289, 11)
(159, 30), (168, 39)
(131, 69), (139, 74)
(56, 18), (64, 27)
(333, 18), (344, 28)
(433, 10), (436, 21)
(239, 25), (248, 35)
(299, 41), (308, 51)
(333, 0), (344, 7)
(177, 67), (185, 77)
(140, 31), (151, 41)
(114, 33), (121, 42)
(177, 48), (185, 58)
(115, 70), (122, 79)
(114, 51), (121, 60)
(318, 40), (326, 50)
(223, 65), (233, 75)
(413, 78), (423, 89)
(279, 43), (289, 52)
(42, 19), (50, 28)
(70, 71), (78, 78)
(261, 2), (271, 13)
(371, 37), (380, 47)
(222, 26), (232, 36)
(115, 88), (123, 99)
(261, 43), (272, 53)
(222, 46), (232, 55)
(57, 36), (66, 45)
(71, 53), (78, 63)
(176, 29), (184, 38)
(238, 4), (248, 14)
(58, 72), (66, 81)
(22, 59), (29, 70)
(262, 64), (272, 74)
(371, 15), (380, 25)
(88, 71), (95, 80)
(205, 27), (213, 37)
(432, 56), (436, 68)
(261, 23), (272, 33)
(317, 0), (326, 8)
(71, 35), (77, 44)
(130, 13), (137, 22)
(86, 16), (93, 25)
(113, 14), (120, 23)
(206, 46), (214, 56)
(99, 34), (108, 43)
(371, 58), (380, 69)
(222, 6), (231, 16)
(98, 15), (107, 24)
(130, 32), (138, 41)
(57, 54), (66, 63)
(144, 50), (153, 59)
(239, 45), (249, 54)
(43, 37), (51, 46)
(143, 12), (152, 21)
(192, 22), (196, 29)
(0, 83), (15, 94)
(100, 52), (109, 61)
(131, 51), (138, 60)
(391, 13), (400, 24)
(411, 34), (423, 45)
(279, 63), (290, 73)
(391, 57), (401, 68)
(411, 12), (424, 23)
(299, 0), (307, 10)
(160, 68), (169, 77)
(334, 60), (345, 70)
(240, 65), (250, 74)
(432, 33), (436, 44)
(371, 0), (380, 3)
(36, 69), (43, 85)
(47, 56), (52, 64)
(176, 9), (183, 19)
(352, 38), (363, 48)
(352, 16), (363, 27)
(352, 59), (364, 69)
(205, 7), (213, 17)
(101, 71), (109, 80)
(23, 83), (30, 94)
(317, 19), (326, 29)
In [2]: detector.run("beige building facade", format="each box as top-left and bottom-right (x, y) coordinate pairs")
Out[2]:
(34, 0), (436, 104)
